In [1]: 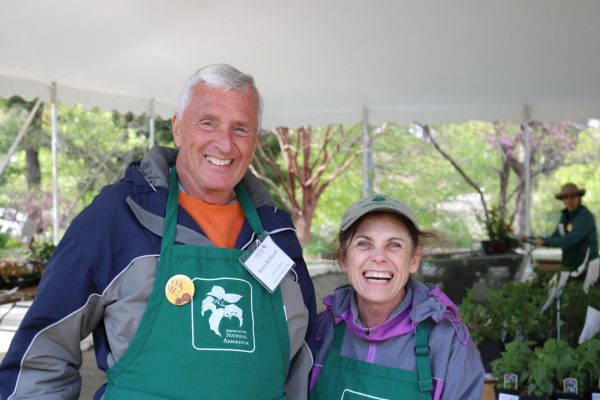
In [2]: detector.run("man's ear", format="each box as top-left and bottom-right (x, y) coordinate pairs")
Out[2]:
(172, 114), (181, 148)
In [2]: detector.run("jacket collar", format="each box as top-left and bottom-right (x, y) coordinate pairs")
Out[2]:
(324, 280), (467, 342)
(123, 145), (291, 248)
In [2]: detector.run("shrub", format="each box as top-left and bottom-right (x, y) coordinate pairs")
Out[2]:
(460, 281), (553, 345)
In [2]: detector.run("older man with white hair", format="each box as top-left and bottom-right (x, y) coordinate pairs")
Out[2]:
(0, 64), (316, 400)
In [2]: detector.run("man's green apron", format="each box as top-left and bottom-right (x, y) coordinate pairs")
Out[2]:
(310, 321), (433, 400)
(105, 169), (290, 399)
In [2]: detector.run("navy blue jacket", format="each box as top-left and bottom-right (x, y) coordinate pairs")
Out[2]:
(0, 146), (316, 399)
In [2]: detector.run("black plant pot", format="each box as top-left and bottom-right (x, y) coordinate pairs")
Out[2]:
(551, 392), (584, 400)
(1, 272), (41, 289)
(478, 339), (504, 373)
(481, 240), (509, 255)
(588, 389), (600, 400)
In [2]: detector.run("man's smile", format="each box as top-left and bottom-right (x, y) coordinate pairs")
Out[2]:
(205, 155), (232, 166)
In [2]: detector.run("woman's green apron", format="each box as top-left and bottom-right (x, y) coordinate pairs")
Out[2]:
(105, 169), (290, 399)
(310, 321), (433, 400)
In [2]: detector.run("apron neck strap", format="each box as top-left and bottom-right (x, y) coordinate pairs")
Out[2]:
(414, 319), (433, 394)
(331, 322), (346, 354)
(163, 168), (265, 250)
(234, 182), (264, 235)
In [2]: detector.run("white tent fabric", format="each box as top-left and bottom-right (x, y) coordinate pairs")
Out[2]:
(2, 0), (600, 128)
(2, 0), (600, 245)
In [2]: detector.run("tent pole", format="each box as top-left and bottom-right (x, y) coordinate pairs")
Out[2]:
(362, 108), (373, 196)
(519, 104), (533, 281)
(522, 104), (532, 240)
(51, 82), (59, 245)
(148, 98), (155, 149)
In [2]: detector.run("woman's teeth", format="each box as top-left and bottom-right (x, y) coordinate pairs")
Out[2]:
(363, 271), (392, 282)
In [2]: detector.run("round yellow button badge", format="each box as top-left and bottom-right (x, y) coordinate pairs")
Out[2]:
(165, 274), (195, 306)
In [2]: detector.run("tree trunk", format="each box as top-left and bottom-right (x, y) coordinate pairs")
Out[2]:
(23, 108), (43, 242)
(25, 145), (41, 188)
(294, 202), (316, 246)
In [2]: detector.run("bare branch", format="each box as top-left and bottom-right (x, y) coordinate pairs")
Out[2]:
(249, 164), (294, 211)
(422, 124), (490, 224)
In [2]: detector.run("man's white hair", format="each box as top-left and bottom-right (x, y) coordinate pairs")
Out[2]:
(175, 63), (263, 128)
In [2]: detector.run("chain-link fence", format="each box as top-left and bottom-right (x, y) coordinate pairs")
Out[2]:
(416, 252), (525, 305)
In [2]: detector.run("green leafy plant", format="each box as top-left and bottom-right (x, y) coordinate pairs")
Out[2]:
(460, 282), (553, 345)
(480, 206), (512, 242)
(477, 206), (521, 254)
(527, 339), (577, 396)
(572, 339), (600, 393)
(559, 282), (600, 346)
(27, 240), (55, 265)
(491, 339), (600, 396)
(459, 288), (500, 344)
(491, 339), (536, 390)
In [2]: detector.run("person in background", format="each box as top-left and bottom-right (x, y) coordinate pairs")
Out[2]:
(529, 182), (599, 290)
(0, 63), (316, 400)
(309, 193), (484, 400)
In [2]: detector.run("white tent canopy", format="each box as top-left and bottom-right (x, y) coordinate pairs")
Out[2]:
(2, 0), (600, 128)
(2, 0), (600, 244)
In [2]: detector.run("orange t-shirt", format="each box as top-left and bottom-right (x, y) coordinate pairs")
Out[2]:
(178, 191), (245, 248)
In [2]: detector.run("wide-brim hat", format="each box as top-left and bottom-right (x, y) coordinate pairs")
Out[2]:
(340, 193), (418, 232)
(554, 182), (586, 200)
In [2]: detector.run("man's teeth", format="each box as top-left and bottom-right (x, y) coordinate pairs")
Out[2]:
(206, 156), (232, 166)
(363, 271), (392, 281)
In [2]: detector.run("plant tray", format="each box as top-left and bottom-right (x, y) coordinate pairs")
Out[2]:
(0, 272), (41, 289)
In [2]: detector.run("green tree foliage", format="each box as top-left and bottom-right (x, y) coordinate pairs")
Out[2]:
(373, 122), (499, 248)
(252, 124), (374, 245)
(0, 97), (170, 243)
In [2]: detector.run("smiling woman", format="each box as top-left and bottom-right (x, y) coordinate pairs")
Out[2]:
(309, 193), (485, 400)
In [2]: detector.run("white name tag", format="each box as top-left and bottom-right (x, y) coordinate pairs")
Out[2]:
(240, 233), (295, 293)
(498, 394), (519, 400)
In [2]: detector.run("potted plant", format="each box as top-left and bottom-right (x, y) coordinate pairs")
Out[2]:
(0, 258), (45, 289)
(460, 282), (555, 374)
(0, 239), (54, 289)
(491, 339), (537, 398)
(527, 339), (583, 400)
(571, 339), (600, 400)
(479, 207), (520, 255)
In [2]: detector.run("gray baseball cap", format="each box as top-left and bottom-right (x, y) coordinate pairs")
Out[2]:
(340, 194), (419, 232)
